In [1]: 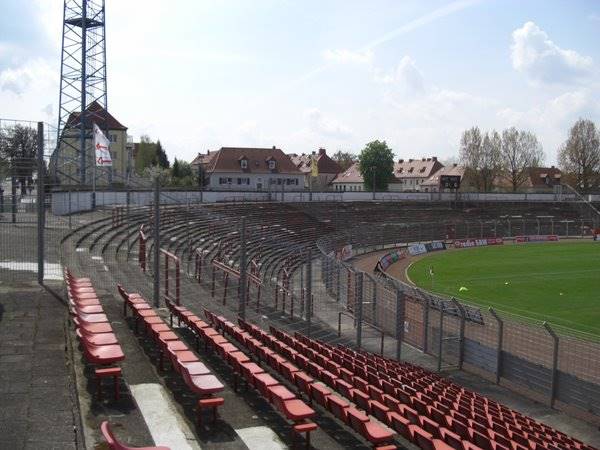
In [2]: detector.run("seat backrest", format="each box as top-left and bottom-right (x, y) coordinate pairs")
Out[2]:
(413, 425), (434, 450)
(346, 407), (368, 434)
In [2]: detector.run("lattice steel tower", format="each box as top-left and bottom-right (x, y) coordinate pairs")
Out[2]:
(54, 0), (107, 185)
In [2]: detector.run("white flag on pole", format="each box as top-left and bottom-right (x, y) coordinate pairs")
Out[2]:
(93, 123), (112, 166)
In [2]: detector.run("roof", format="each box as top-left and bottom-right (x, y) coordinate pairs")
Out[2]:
(527, 167), (561, 186)
(205, 147), (302, 174)
(332, 162), (364, 183)
(191, 151), (217, 167)
(65, 101), (127, 130)
(421, 164), (465, 186)
(393, 157), (443, 179)
(290, 149), (342, 175)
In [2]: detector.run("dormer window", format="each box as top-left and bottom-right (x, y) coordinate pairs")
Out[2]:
(240, 159), (248, 169)
(268, 159), (276, 170)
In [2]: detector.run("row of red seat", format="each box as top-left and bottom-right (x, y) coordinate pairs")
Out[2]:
(237, 317), (441, 450)
(324, 340), (595, 450)
(117, 285), (225, 425)
(288, 329), (596, 450)
(201, 311), (398, 450)
(66, 268), (125, 401)
(165, 301), (319, 449)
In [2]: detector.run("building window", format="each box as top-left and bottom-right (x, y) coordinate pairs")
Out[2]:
(240, 159), (248, 169)
(109, 134), (117, 143)
(268, 160), (276, 170)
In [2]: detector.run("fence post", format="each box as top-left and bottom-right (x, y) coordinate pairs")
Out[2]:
(422, 297), (429, 353)
(36, 122), (45, 285)
(305, 248), (312, 337)
(543, 321), (559, 408)
(396, 289), (405, 361)
(336, 264), (341, 302)
(11, 175), (17, 223)
(153, 178), (160, 307)
(356, 272), (364, 349)
(372, 277), (377, 326)
(489, 307), (503, 384)
(451, 298), (466, 370)
(239, 217), (247, 319)
(437, 304), (444, 372)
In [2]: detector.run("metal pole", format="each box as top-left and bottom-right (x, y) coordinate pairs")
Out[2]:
(153, 177), (160, 307)
(437, 304), (444, 372)
(489, 307), (503, 384)
(305, 248), (312, 337)
(543, 321), (559, 408)
(11, 175), (17, 223)
(36, 122), (45, 285)
(422, 297), (429, 353)
(451, 298), (466, 370)
(372, 166), (375, 201)
(356, 272), (364, 349)
(239, 217), (247, 319)
(79, 0), (88, 184)
(396, 289), (405, 361)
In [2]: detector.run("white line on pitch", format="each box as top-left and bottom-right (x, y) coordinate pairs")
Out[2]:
(130, 383), (201, 450)
(236, 426), (287, 450)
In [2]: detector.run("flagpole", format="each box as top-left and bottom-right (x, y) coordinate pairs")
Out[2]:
(93, 152), (96, 210)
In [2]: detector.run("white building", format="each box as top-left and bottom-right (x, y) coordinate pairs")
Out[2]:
(202, 146), (304, 190)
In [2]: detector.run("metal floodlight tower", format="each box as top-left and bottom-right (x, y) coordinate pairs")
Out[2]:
(54, 0), (107, 185)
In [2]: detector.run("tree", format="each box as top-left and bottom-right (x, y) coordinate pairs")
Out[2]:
(459, 127), (486, 191)
(0, 124), (38, 195)
(156, 140), (170, 169)
(332, 150), (356, 171)
(501, 127), (544, 192)
(134, 135), (157, 174)
(358, 140), (394, 190)
(479, 130), (502, 192)
(558, 119), (600, 192)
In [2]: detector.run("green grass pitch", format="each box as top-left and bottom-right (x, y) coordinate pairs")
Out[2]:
(407, 241), (600, 335)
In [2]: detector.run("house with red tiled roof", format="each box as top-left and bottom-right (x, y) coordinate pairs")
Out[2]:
(420, 163), (465, 192)
(332, 156), (445, 192)
(494, 166), (561, 191)
(201, 146), (303, 190)
(290, 148), (342, 189)
(390, 157), (444, 191)
(331, 163), (366, 192)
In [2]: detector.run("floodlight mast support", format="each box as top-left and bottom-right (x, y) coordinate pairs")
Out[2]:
(54, 0), (107, 186)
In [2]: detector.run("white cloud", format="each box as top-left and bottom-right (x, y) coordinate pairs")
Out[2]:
(373, 56), (425, 96)
(589, 13), (600, 22)
(322, 49), (373, 65)
(510, 21), (593, 84)
(0, 59), (56, 95)
(304, 108), (352, 139)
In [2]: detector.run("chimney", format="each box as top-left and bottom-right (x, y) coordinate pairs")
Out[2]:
(551, 165), (555, 169)
(272, 145), (276, 149)
(432, 156), (437, 161)
(426, 158), (431, 162)
(399, 159), (404, 163)
(453, 163), (458, 167)
(312, 150), (316, 155)
(408, 158), (413, 163)
(318, 147), (326, 156)
(422, 158), (426, 162)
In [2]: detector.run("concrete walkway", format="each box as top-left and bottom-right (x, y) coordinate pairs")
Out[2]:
(0, 281), (81, 450)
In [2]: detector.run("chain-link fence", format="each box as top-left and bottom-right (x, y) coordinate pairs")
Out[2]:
(2, 119), (600, 425)
(315, 222), (600, 423)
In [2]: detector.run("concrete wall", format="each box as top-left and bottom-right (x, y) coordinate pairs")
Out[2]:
(50, 188), (579, 215)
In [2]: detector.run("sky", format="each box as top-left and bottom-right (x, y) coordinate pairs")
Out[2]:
(1, 0), (599, 165)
